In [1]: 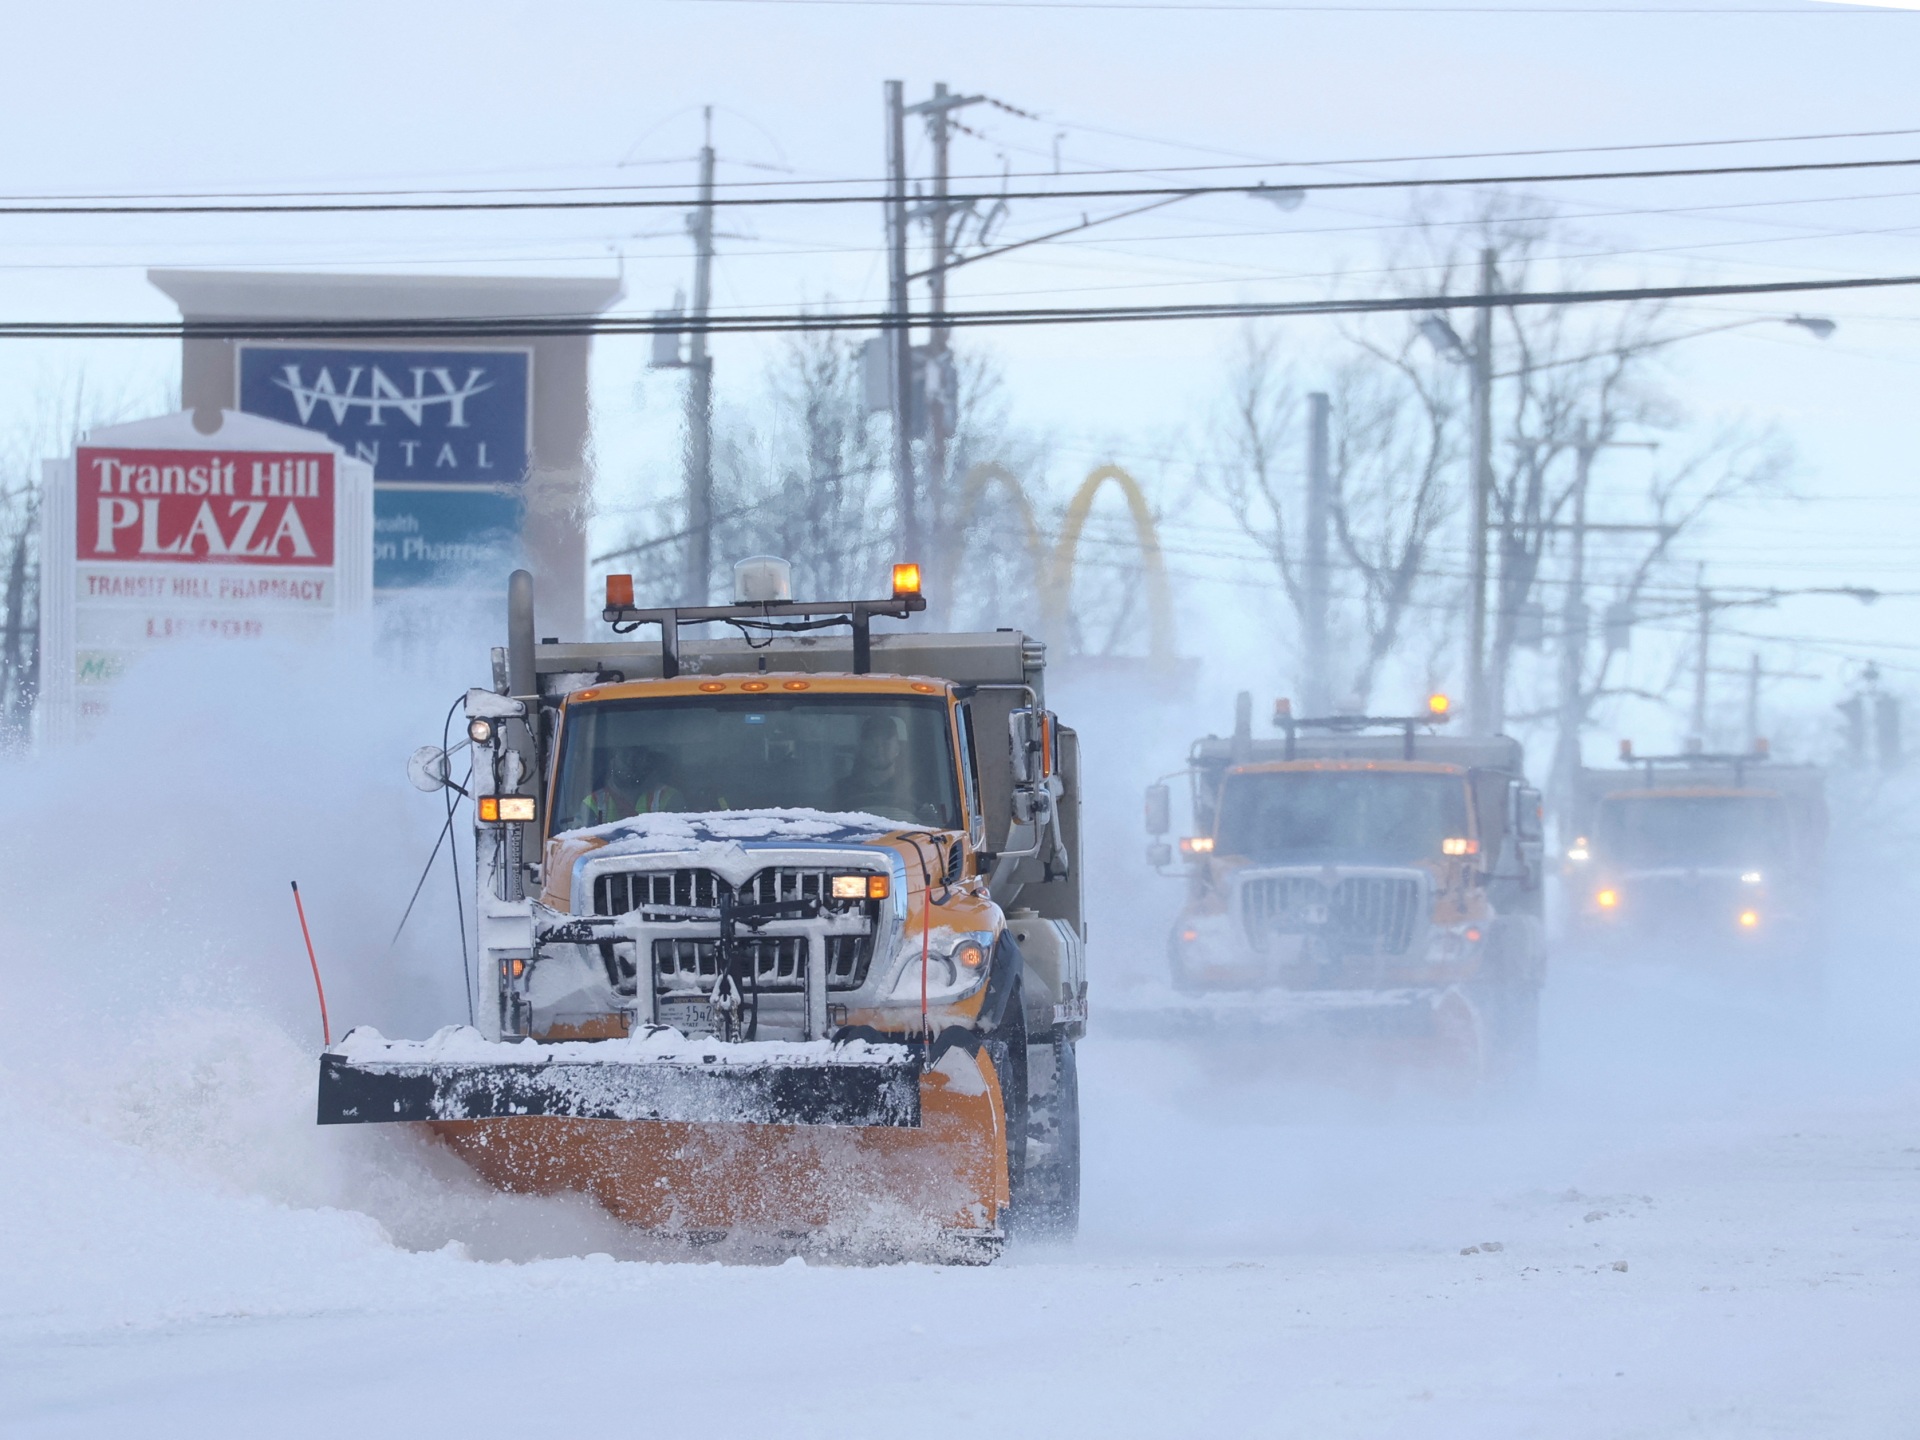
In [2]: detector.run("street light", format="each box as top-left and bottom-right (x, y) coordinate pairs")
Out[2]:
(1418, 315), (1470, 362)
(1249, 183), (1307, 212)
(1785, 314), (1837, 340)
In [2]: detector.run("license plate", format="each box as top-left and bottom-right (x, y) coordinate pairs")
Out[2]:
(657, 1000), (714, 1035)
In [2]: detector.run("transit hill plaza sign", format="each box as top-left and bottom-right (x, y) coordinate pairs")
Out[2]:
(39, 410), (372, 737)
(79, 447), (335, 566)
(237, 345), (530, 485)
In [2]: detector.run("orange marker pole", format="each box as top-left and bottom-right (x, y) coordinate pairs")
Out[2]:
(291, 881), (331, 1046)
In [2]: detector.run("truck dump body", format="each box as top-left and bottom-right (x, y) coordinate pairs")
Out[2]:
(319, 567), (1086, 1258)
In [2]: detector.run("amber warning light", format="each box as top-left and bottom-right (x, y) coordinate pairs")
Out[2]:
(891, 563), (922, 598)
(605, 573), (635, 609)
(1428, 693), (1451, 717)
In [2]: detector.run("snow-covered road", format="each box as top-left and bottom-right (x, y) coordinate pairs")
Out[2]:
(6, 655), (1918, 1437)
(7, 949), (1920, 1440)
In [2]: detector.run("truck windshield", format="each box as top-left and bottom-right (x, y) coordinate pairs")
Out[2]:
(550, 693), (961, 834)
(1597, 794), (1789, 868)
(1215, 770), (1471, 865)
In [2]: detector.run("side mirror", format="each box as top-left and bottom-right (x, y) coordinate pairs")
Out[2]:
(1008, 708), (1061, 780)
(1144, 782), (1171, 837)
(407, 744), (451, 793)
(1147, 841), (1173, 869)
(1515, 785), (1544, 841)
(1008, 708), (1044, 785)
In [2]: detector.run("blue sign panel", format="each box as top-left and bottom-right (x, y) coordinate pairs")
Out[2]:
(373, 488), (524, 589)
(238, 346), (531, 486)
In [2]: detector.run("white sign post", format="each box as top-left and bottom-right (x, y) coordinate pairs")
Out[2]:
(39, 409), (372, 739)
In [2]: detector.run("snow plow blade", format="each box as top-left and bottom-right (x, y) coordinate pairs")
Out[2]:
(317, 1029), (920, 1128)
(315, 1029), (1010, 1254)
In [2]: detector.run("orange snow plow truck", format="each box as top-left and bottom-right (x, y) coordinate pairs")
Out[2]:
(1143, 694), (1547, 1075)
(319, 560), (1087, 1261)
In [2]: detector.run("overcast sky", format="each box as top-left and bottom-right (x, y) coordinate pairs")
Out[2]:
(4, 0), (1917, 746)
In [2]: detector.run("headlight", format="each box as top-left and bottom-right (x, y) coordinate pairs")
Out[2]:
(829, 873), (890, 900)
(1740, 871), (1763, 885)
(888, 929), (995, 1001)
(467, 717), (495, 745)
(479, 795), (536, 823)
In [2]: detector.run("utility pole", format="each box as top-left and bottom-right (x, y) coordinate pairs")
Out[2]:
(883, 81), (917, 567)
(1303, 391), (1332, 714)
(1745, 651), (1761, 751)
(1551, 428), (1594, 838)
(682, 107), (717, 606)
(1467, 247), (1496, 737)
(925, 82), (955, 584)
(1703, 652), (1817, 751)
(1691, 566), (1711, 747)
(904, 82), (985, 606)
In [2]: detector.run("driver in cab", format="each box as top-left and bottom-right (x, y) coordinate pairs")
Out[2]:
(581, 747), (687, 826)
(838, 715), (917, 822)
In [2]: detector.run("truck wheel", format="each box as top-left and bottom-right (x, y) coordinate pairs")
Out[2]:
(985, 987), (1030, 1220)
(1014, 1031), (1081, 1241)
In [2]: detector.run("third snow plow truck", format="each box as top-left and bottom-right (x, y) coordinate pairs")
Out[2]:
(1142, 694), (1547, 1077)
(318, 559), (1086, 1262)
(1564, 743), (1828, 967)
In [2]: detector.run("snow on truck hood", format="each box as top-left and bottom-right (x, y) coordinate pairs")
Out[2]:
(560, 808), (933, 857)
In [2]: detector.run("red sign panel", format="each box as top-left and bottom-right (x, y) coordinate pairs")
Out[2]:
(76, 447), (335, 567)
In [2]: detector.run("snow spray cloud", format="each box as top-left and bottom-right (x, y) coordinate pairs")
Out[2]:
(0, 592), (636, 1261)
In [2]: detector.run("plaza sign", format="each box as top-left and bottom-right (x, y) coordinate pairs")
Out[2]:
(40, 410), (372, 737)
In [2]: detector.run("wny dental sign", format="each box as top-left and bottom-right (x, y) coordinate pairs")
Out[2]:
(39, 410), (371, 739)
(78, 448), (334, 565)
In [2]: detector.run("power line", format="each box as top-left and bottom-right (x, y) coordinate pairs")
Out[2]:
(19, 269), (1920, 340)
(665, 0), (1901, 13)
(12, 153), (1920, 217)
(13, 125), (1920, 203)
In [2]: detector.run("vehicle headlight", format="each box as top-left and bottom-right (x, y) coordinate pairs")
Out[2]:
(1740, 871), (1763, 886)
(889, 929), (995, 1000)
(1423, 924), (1484, 965)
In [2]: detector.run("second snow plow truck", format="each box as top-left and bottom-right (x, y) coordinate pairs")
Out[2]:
(1143, 694), (1547, 1076)
(319, 560), (1087, 1261)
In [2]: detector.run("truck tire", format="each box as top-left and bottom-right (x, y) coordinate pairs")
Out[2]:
(1014, 1030), (1082, 1241)
(985, 985), (1030, 1219)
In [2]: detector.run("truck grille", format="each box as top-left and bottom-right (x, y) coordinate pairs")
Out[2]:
(652, 935), (872, 993)
(1241, 873), (1424, 957)
(596, 866), (856, 917)
(591, 866), (881, 993)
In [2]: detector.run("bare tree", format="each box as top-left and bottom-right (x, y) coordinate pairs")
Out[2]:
(1207, 325), (1460, 708)
(725, 328), (892, 599)
(1325, 347), (1463, 707)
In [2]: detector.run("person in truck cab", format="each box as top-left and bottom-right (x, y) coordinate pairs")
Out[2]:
(838, 715), (919, 822)
(580, 746), (687, 827)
